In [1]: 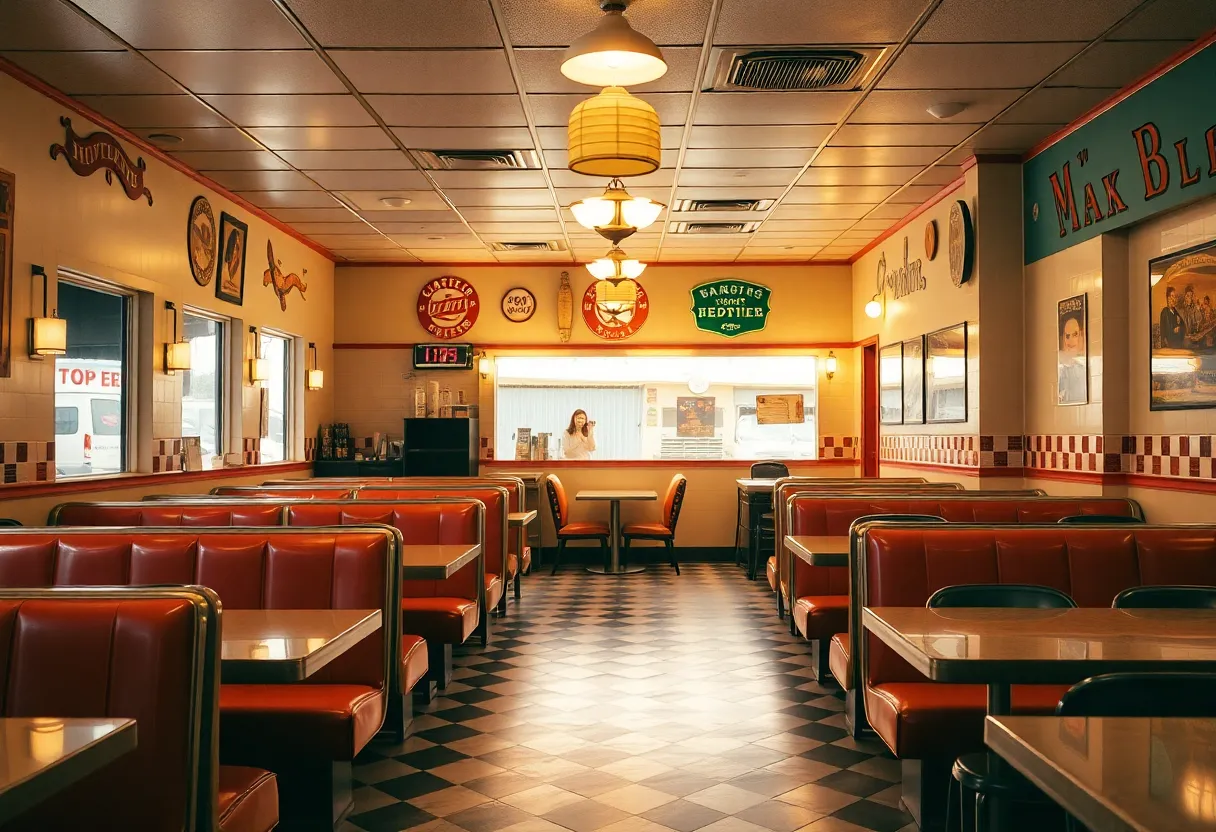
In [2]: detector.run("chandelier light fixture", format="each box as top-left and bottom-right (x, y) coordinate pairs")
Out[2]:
(561, 1), (667, 88)
(569, 178), (665, 243)
(587, 246), (646, 281)
(568, 86), (662, 177)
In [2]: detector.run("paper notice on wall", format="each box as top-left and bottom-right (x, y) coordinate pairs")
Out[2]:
(183, 436), (203, 472)
(756, 394), (804, 425)
(515, 428), (532, 461)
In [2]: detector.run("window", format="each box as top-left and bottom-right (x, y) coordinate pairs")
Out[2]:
(181, 311), (224, 458)
(493, 355), (817, 461)
(260, 331), (291, 463)
(54, 279), (130, 478)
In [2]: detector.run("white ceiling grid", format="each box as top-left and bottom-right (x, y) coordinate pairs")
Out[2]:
(0, 0), (1212, 264)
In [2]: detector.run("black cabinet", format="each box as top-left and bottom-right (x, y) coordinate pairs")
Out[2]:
(402, 418), (479, 476)
(313, 459), (403, 478)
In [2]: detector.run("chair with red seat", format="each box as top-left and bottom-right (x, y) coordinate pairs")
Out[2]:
(0, 585), (277, 832)
(545, 474), (609, 574)
(621, 473), (686, 574)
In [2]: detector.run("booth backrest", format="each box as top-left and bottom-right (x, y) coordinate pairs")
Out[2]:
(363, 478), (526, 554)
(50, 502), (285, 527)
(858, 523), (1216, 688)
(209, 486), (357, 499)
(0, 586), (219, 832)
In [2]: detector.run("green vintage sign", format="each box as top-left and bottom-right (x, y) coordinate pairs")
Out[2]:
(1024, 41), (1216, 264)
(690, 279), (771, 337)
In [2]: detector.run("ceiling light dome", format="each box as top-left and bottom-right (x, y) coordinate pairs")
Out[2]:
(561, 2), (667, 87)
(568, 86), (661, 177)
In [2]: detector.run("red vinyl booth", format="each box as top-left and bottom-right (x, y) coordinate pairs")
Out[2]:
(0, 527), (397, 830)
(0, 586), (276, 832)
(50, 501), (285, 526)
(211, 486), (358, 499)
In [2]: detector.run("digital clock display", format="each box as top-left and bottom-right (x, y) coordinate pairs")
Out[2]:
(413, 343), (473, 369)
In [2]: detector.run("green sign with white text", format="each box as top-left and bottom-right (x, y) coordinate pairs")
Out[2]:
(690, 279), (771, 337)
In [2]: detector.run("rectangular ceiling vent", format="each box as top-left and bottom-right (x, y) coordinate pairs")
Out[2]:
(670, 221), (762, 235)
(412, 149), (541, 170)
(672, 198), (775, 213)
(490, 241), (567, 252)
(706, 47), (885, 92)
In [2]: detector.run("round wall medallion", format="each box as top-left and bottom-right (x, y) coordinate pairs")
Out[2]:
(187, 195), (217, 287)
(582, 280), (649, 340)
(924, 219), (938, 261)
(418, 275), (480, 339)
(501, 287), (537, 323)
(948, 199), (975, 287)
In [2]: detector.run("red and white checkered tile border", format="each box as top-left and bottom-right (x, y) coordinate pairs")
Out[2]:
(0, 441), (53, 485)
(1123, 434), (1216, 479)
(151, 438), (183, 474)
(880, 434), (1025, 469)
(1023, 434), (1122, 475)
(818, 436), (858, 460)
(304, 437), (316, 462)
(242, 437), (261, 466)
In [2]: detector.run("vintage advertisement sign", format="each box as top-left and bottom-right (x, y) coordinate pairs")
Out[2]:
(582, 280), (649, 340)
(1024, 41), (1216, 264)
(756, 395), (804, 425)
(690, 279), (771, 337)
(418, 275), (480, 339)
(676, 397), (715, 438)
(49, 117), (152, 205)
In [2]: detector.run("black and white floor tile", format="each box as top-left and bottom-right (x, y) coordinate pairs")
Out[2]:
(344, 564), (913, 832)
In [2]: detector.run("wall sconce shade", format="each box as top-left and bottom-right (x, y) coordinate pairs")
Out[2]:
(248, 326), (269, 383)
(825, 350), (837, 380)
(865, 294), (883, 319)
(305, 342), (324, 390)
(163, 301), (191, 374)
(28, 265), (67, 358)
(478, 357), (492, 378)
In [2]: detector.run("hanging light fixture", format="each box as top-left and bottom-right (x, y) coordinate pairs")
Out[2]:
(569, 178), (665, 243)
(163, 301), (191, 375)
(587, 246), (646, 281)
(568, 86), (661, 177)
(27, 266), (66, 358)
(561, 1), (667, 87)
(305, 342), (324, 391)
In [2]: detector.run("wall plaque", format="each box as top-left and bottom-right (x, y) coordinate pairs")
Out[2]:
(418, 276), (479, 339)
(582, 279), (649, 340)
(949, 200), (975, 286)
(49, 117), (152, 205)
(501, 287), (536, 322)
(690, 278), (771, 337)
(188, 195), (216, 287)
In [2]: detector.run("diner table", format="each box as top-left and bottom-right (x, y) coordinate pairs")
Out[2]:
(509, 511), (537, 577)
(575, 490), (658, 575)
(985, 715), (1216, 832)
(221, 608), (382, 684)
(735, 478), (778, 577)
(400, 543), (482, 580)
(0, 717), (137, 824)
(785, 535), (850, 568)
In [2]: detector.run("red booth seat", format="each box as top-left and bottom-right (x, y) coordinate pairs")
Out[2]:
(51, 502), (284, 526)
(211, 486), (358, 499)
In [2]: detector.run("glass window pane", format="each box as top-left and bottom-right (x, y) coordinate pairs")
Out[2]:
(260, 333), (289, 463)
(54, 407), (78, 435)
(181, 313), (223, 458)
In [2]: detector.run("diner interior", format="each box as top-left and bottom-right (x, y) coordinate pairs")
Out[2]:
(3, 0), (1216, 830)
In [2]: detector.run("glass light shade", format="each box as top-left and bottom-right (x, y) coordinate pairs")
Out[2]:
(620, 197), (662, 229)
(825, 352), (838, 377)
(587, 258), (617, 279)
(30, 316), (67, 356)
(570, 197), (616, 229)
(864, 296), (882, 318)
(164, 340), (192, 373)
(568, 87), (661, 177)
(560, 11), (667, 87)
(306, 368), (324, 390)
(250, 357), (271, 382)
(620, 259), (646, 279)
(477, 357), (493, 376)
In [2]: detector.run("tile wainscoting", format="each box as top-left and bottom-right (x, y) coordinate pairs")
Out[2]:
(0, 441), (53, 484)
(818, 435), (859, 460)
(880, 434), (1025, 469)
(151, 438), (183, 473)
(242, 437), (261, 466)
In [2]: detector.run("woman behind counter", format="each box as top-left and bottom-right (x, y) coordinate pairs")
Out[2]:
(562, 409), (596, 460)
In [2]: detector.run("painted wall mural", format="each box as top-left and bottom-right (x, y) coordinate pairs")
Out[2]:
(264, 239), (308, 311)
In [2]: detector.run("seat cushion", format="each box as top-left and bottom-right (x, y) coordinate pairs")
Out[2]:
(623, 522), (672, 537)
(486, 573), (504, 610)
(792, 595), (849, 640)
(829, 633), (850, 691)
(220, 684), (384, 761)
(866, 682), (1072, 759)
(522, 545), (532, 572)
(218, 766), (279, 832)
(400, 596), (479, 644)
(401, 635), (429, 693)
(559, 521), (610, 536)
(766, 556), (777, 591)
(507, 553), (519, 579)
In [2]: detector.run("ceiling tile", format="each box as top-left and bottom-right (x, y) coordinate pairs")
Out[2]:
(528, 93), (691, 127)
(499, 0), (713, 47)
(538, 125), (684, 149)
(833, 123), (977, 147)
(917, 164), (965, 185)
(388, 235), (486, 249)
(852, 88), (1025, 123)
(996, 86), (1115, 124)
(1, 50), (180, 94)
(867, 203), (916, 219)
(673, 187), (787, 202)
(888, 183), (954, 203)
(71, 0), (306, 49)
(308, 234), (399, 249)
(915, 0), (1143, 42)
(368, 95), (527, 127)
(767, 203), (873, 220)
(459, 208), (557, 223)
(247, 126), (395, 150)
(146, 50), (345, 94)
(544, 149), (677, 171)
(784, 186), (898, 204)
(276, 149), (413, 169)
(236, 190), (344, 209)
(283, 0), (502, 47)
(201, 169), (320, 191)
(817, 146), (951, 166)
(171, 150), (291, 170)
(677, 168), (796, 188)
(667, 210), (772, 223)
(682, 147), (813, 168)
(332, 50), (516, 94)
(687, 125), (833, 149)
(391, 127), (535, 150)
(266, 207), (359, 223)
(850, 219), (900, 231)
(0, 1), (124, 50)
(334, 190), (451, 211)
(429, 170), (551, 189)
(138, 127), (262, 151)
(289, 221), (376, 235)
(492, 252), (575, 262)
(514, 47), (700, 94)
(336, 250), (420, 261)
(307, 169), (431, 190)
(961, 123), (1062, 152)
(411, 249), (498, 262)
(762, 219), (857, 232)
(799, 166), (925, 187)
(445, 189), (557, 208)
(372, 222), (470, 235)
(550, 167), (675, 189)
(72, 94), (230, 128)
(1109, 0), (1216, 40)
(694, 92), (855, 125)
(1048, 40), (1192, 88)
(357, 210), (455, 223)
(202, 94), (374, 127)
(469, 223), (566, 235)
(879, 43), (1086, 89)
(715, 0), (925, 44)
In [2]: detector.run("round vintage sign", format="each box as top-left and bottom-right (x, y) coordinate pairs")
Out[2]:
(582, 280), (649, 340)
(501, 287), (537, 323)
(187, 195), (217, 287)
(418, 275), (480, 339)
(924, 219), (938, 261)
(948, 199), (975, 287)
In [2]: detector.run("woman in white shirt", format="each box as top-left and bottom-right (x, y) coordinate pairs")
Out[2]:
(562, 409), (596, 460)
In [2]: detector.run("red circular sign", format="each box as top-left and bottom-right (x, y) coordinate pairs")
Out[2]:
(581, 280), (649, 340)
(418, 276), (479, 340)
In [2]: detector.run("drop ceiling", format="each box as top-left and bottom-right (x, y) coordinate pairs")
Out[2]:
(1, 0), (1212, 264)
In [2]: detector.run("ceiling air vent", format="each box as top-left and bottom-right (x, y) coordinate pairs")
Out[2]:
(490, 241), (567, 252)
(412, 149), (541, 170)
(670, 221), (762, 235)
(672, 198), (774, 213)
(706, 47), (885, 92)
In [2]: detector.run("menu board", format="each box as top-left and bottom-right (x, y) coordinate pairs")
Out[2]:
(756, 394), (804, 425)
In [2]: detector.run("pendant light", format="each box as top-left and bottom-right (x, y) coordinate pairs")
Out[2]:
(586, 246), (646, 281)
(569, 178), (665, 243)
(249, 326), (270, 384)
(561, 2), (667, 88)
(568, 86), (661, 177)
(27, 265), (67, 358)
(305, 342), (324, 391)
(163, 301), (191, 375)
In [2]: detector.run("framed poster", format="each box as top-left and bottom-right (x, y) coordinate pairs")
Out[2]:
(215, 212), (248, 306)
(1150, 239), (1216, 410)
(902, 335), (925, 424)
(879, 342), (903, 425)
(1057, 294), (1088, 406)
(676, 397), (715, 438)
(926, 323), (968, 423)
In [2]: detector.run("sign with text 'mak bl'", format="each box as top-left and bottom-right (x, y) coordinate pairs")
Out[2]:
(690, 278), (771, 337)
(1024, 40), (1216, 265)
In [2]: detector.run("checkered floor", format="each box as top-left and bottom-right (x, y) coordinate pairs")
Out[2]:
(344, 564), (913, 832)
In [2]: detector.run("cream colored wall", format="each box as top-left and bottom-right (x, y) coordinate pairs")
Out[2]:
(0, 72), (335, 459)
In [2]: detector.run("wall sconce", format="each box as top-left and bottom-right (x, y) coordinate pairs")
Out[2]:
(248, 326), (269, 383)
(478, 354), (492, 379)
(825, 350), (837, 381)
(28, 265), (67, 358)
(163, 301), (191, 375)
(864, 293), (883, 319)
(305, 342), (324, 390)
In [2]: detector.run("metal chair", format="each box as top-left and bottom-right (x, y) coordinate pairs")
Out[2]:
(750, 460), (789, 479)
(0, 519), (20, 526)
(544, 474), (609, 575)
(622, 473), (686, 575)
(1057, 514), (1143, 524)
(1113, 585), (1216, 609)
(1057, 672), (1216, 717)
(928, 584), (1078, 610)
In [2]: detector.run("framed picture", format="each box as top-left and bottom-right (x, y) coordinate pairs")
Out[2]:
(675, 396), (715, 438)
(926, 322), (968, 423)
(215, 212), (248, 306)
(879, 342), (903, 425)
(1057, 294), (1088, 406)
(1150, 238), (1216, 410)
(903, 335), (925, 424)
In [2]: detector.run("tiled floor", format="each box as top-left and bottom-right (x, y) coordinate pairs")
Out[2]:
(345, 564), (914, 832)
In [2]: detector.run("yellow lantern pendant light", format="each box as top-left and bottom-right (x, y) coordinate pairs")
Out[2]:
(568, 178), (665, 243)
(568, 86), (662, 177)
(561, 2), (668, 88)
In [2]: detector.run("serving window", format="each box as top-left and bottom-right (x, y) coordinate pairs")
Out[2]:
(492, 354), (818, 461)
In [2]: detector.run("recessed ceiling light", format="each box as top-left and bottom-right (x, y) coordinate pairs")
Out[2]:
(146, 133), (183, 144)
(379, 196), (412, 208)
(926, 102), (967, 120)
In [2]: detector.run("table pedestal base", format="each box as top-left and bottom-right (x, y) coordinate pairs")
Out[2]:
(586, 564), (646, 575)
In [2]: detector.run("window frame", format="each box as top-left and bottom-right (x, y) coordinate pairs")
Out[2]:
(259, 328), (294, 463)
(181, 306), (228, 458)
